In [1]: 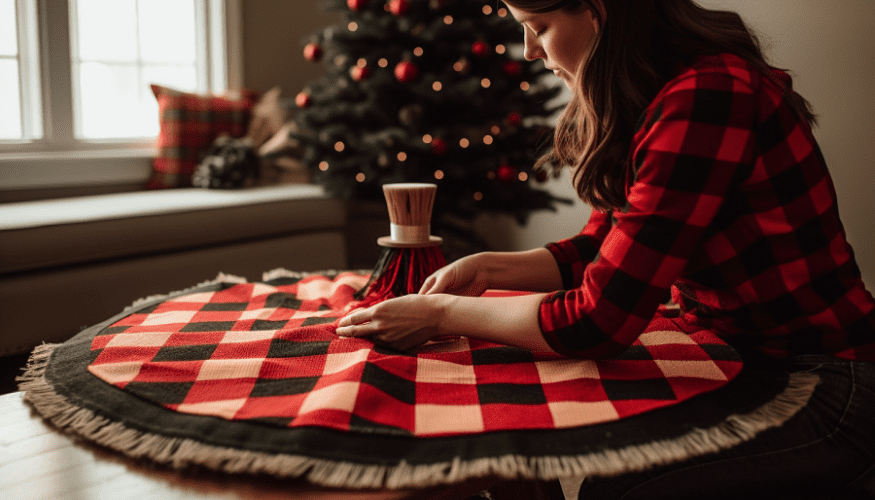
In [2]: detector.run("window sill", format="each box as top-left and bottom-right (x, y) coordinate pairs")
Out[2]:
(0, 147), (155, 193)
(0, 183), (341, 275)
(0, 183), (330, 231)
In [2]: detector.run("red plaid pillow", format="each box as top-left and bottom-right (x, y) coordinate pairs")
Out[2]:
(148, 84), (259, 189)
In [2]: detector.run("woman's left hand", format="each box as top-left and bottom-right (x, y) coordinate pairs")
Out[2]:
(336, 294), (448, 351)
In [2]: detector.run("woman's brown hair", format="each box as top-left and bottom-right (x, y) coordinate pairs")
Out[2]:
(502, 0), (816, 211)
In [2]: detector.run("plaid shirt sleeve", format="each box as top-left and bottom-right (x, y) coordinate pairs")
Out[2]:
(545, 209), (613, 290)
(539, 60), (758, 359)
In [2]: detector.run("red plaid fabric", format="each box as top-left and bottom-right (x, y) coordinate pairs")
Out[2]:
(88, 272), (742, 437)
(148, 85), (258, 189)
(541, 53), (875, 361)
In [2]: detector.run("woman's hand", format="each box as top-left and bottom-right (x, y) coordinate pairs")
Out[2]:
(419, 253), (492, 296)
(336, 294), (449, 351)
(336, 248), (562, 353)
(420, 248), (564, 296)
(338, 292), (555, 354)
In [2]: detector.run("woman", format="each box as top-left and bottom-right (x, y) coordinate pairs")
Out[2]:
(338, 0), (875, 496)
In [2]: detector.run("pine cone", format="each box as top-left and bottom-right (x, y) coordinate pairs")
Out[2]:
(192, 136), (260, 189)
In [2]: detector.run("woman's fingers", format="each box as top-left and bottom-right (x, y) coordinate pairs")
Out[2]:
(419, 274), (438, 295)
(336, 295), (443, 351)
(336, 321), (378, 337)
(422, 268), (460, 295)
(337, 307), (376, 337)
(421, 275), (448, 295)
(338, 307), (367, 327)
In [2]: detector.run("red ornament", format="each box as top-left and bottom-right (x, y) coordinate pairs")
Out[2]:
(303, 42), (323, 62)
(507, 112), (522, 127)
(431, 138), (448, 156)
(350, 65), (371, 81)
(394, 60), (419, 83)
(389, 0), (410, 15)
(496, 164), (517, 184)
(472, 41), (491, 58)
(502, 61), (523, 78)
(347, 0), (368, 10)
(295, 92), (312, 109)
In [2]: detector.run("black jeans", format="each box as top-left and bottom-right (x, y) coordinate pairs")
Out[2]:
(574, 356), (875, 499)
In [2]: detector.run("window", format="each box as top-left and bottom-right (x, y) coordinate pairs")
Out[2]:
(71, 0), (202, 139)
(0, 0), (40, 141)
(0, 0), (240, 191)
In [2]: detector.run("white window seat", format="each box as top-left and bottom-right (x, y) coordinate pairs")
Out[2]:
(0, 184), (348, 357)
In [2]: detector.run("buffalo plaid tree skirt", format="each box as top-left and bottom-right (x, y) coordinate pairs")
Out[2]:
(19, 270), (818, 489)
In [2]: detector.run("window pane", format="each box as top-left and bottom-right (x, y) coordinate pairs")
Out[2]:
(138, 0), (196, 63)
(78, 62), (142, 138)
(71, 0), (206, 139)
(0, 58), (23, 139)
(142, 64), (197, 93)
(74, 0), (138, 62)
(0, 0), (17, 56)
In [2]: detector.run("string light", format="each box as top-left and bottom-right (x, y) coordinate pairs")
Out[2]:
(432, 81), (442, 91)
(356, 58), (367, 68)
(474, 192), (484, 201)
(487, 171), (496, 179)
(483, 135), (493, 145)
(422, 134), (433, 144)
(497, 8), (507, 17)
(414, 47), (424, 56)
(319, 161), (329, 171)
(334, 141), (345, 152)
(482, 5), (493, 15)
(459, 138), (470, 148)
(378, 58), (389, 67)
(434, 170), (445, 180)
(520, 81), (530, 91)
(348, 21), (358, 31)
(491, 125), (501, 134)
(481, 78), (491, 88)
(444, 15), (453, 24)
(356, 173), (366, 182)
(397, 152), (408, 161)
(495, 44), (506, 54)
(518, 172), (529, 181)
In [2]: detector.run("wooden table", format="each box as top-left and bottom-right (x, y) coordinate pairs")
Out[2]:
(0, 392), (561, 500)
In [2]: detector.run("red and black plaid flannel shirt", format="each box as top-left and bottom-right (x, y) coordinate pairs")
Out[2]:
(540, 53), (875, 361)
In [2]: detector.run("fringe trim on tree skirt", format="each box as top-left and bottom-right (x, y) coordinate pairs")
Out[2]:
(18, 340), (819, 490)
(120, 272), (247, 313)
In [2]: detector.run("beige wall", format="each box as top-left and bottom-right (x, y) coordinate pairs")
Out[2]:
(485, 0), (875, 289)
(241, 0), (339, 97)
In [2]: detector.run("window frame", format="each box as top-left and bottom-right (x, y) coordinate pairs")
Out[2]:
(0, 0), (243, 193)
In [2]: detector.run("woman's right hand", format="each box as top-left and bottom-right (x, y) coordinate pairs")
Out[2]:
(420, 248), (564, 297)
(419, 253), (492, 296)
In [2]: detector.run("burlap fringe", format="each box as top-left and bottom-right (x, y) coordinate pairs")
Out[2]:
(263, 267), (316, 281)
(262, 267), (368, 281)
(124, 273), (249, 312)
(17, 342), (819, 490)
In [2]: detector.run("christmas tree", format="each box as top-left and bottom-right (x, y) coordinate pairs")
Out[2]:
(291, 0), (567, 247)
